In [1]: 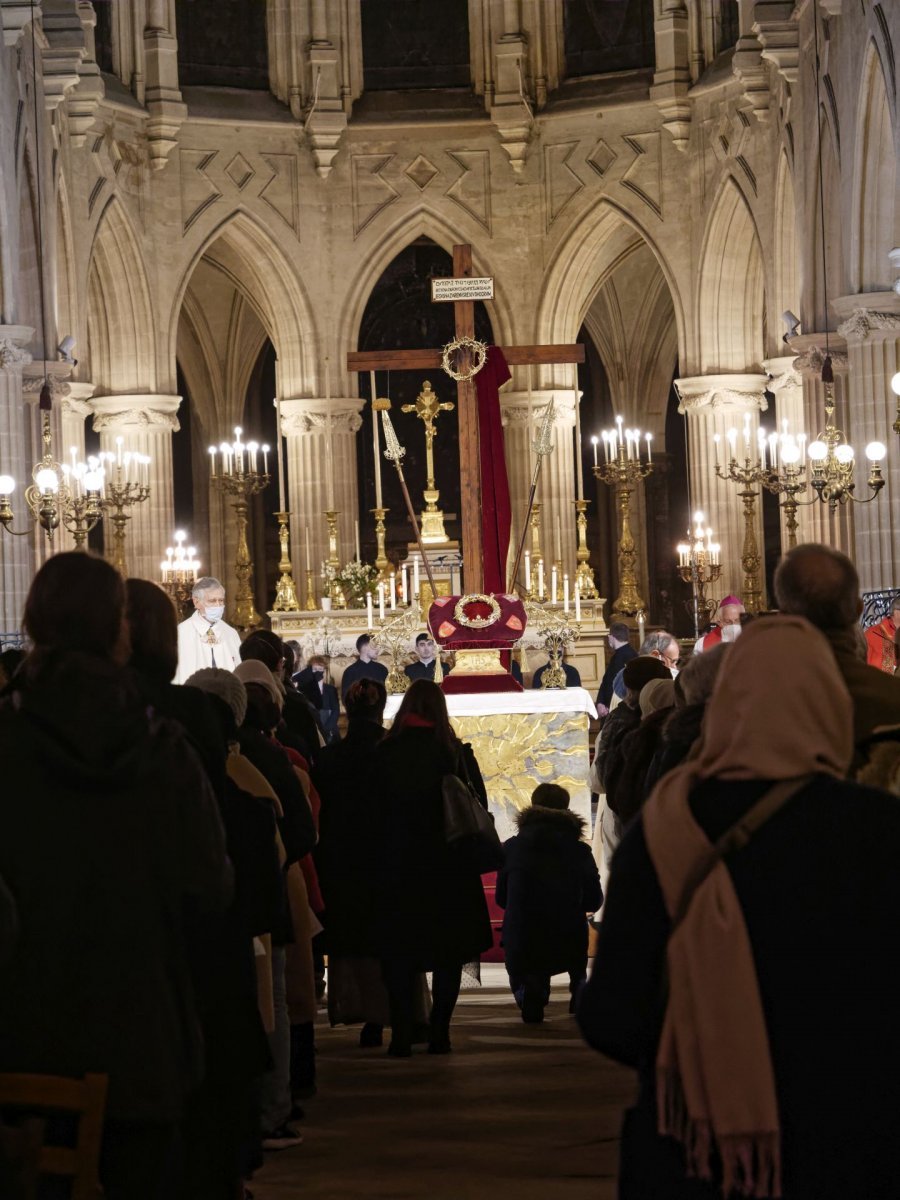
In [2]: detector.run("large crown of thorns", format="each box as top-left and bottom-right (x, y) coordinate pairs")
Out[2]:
(441, 336), (488, 382)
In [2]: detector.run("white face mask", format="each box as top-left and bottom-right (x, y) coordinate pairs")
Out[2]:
(204, 604), (225, 623)
(721, 623), (743, 643)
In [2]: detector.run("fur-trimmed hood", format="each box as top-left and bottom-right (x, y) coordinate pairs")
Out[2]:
(515, 804), (587, 839)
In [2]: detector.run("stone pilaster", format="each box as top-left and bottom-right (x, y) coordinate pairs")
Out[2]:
(488, 4), (533, 173)
(280, 398), (363, 602)
(144, 0), (186, 170)
(2, 1), (37, 47)
(0, 326), (34, 634)
(89, 394), (181, 580)
(500, 389), (578, 582)
(651, 1), (692, 151)
(674, 374), (769, 601)
(834, 296), (900, 592)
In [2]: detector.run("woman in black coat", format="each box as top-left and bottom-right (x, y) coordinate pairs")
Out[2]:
(371, 680), (492, 1057)
(313, 679), (391, 1044)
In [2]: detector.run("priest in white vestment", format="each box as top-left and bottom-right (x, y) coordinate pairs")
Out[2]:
(175, 576), (242, 683)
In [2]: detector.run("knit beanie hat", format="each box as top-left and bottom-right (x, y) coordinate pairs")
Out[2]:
(233, 659), (283, 711)
(184, 667), (248, 727)
(622, 655), (672, 694)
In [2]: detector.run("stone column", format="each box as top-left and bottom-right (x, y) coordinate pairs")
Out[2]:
(281, 397), (363, 602)
(674, 373), (769, 602)
(89, 394), (181, 581)
(834, 298), (900, 593)
(0, 326), (35, 634)
(762, 354), (819, 549)
(499, 389), (578, 587)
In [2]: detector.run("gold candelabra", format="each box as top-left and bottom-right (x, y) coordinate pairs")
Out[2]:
(272, 511), (300, 612)
(209, 428), (270, 631)
(713, 421), (767, 614)
(676, 512), (722, 640)
(101, 440), (151, 576)
(376, 602), (423, 694)
(523, 600), (581, 689)
(806, 366), (885, 510)
(592, 417), (653, 617)
(573, 498), (598, 599)
(0, 409), (106, 546)
(760, 436), (813, 550)
(160, 529), (200, 616)
(372, 505), (390, 582)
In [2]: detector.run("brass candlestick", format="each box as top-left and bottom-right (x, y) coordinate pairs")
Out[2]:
(209, 432), (270, 630)
(305, 565), (318, 611)
(103, 477), (151, 575)
(530, 501), (545, 600)
(714, 438), (767, 614)
(323, 509), (344, 607)
(676, 514), (722, 640)
(272, 511), (300, 612)
(573, 498), (598, 599)
(372, 505), (390, 582)
(762, 462), (812, 550)
(592, 423), (653, 617)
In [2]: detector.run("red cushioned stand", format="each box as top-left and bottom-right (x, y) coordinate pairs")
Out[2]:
(428, 593), (526, 694)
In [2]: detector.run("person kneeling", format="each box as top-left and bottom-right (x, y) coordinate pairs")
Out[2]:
(496, 784), (602, 1024)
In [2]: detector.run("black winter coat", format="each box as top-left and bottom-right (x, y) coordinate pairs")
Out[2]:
(313, 718), (386, 956)
(644, 702), (706, 795)
(0, 650), (232, 1123)
(497, 806), (601, 975)
(578, 775), (900, 1200)
(370, 728), (492, 968)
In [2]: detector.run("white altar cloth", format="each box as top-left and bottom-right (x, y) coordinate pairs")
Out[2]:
(384, 687), (597, 721)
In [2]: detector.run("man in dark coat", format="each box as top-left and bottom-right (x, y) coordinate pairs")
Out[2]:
(496, 784), (601, 1023)
(596, 622), (637, 715)
(773, 543), (900, 765)
(340, 633), (388, 701)
(404, 632), (441, 682)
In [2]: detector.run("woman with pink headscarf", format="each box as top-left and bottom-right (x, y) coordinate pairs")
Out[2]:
(578, 615), (900, 1199)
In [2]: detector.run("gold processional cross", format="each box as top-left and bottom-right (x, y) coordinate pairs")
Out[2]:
(347, 244), (584, 594)
(401, 380), (455, 544)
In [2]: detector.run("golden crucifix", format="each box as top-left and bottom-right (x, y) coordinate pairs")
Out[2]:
(401, 380), (454, 544)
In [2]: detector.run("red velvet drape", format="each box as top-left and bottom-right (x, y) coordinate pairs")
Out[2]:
(475, 346), (512, 594)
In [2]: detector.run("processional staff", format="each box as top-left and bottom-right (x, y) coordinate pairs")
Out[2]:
(508, 396), (556, 593)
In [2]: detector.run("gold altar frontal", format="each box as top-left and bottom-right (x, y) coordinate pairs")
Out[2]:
(383, 690), (597, 841)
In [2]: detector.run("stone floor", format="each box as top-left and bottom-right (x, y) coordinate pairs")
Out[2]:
(252, 970), (634, 1199)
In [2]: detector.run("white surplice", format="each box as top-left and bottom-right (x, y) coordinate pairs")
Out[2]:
(175, 610), (242, 683)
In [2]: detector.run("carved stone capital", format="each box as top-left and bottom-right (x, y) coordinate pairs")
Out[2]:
(279, 397), (364, 437)
(0, 340), (33, 369)
(835, 308), (900, 342)
(90, 393), (181, 433)
(762, 355), (803, 392)
(500, 390), (575, 427)
(22, 361), (71, 399)
(792, 346), (849, 377)
(674, 374), (769, 415)
(61, 380), (96, 418)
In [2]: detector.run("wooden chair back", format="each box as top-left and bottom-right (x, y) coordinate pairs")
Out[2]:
(0, 1073), (108, 1200)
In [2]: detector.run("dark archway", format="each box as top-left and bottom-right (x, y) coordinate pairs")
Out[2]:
(356, 237), (493, 565)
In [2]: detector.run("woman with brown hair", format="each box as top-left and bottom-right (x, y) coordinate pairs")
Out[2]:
(371, 680), (492, 1057)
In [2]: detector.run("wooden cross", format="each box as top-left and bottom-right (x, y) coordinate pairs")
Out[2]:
(347, 244), (584, 593)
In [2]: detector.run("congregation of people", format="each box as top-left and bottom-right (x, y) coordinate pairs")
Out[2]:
(1, 541), (899, 1200)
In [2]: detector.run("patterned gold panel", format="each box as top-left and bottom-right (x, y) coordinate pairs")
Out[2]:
(450, 710), (592, 841)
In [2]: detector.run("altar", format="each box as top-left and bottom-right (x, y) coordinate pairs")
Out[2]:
(384, 687), (597, 841)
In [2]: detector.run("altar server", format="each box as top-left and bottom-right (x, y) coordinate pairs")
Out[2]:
(175, 576), (242, 683)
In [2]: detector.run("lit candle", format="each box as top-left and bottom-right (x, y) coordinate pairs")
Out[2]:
(378, 582), (385, 621)
(574, 583), (581, 623)
(555, 513), (562, 564)
(262, 444), (270, 476)
(305, 525), (311, 576)
(370, 371), (383, 509)
(275, 397), (286, 511)
(551, 565), (558, 604)
(537, 559), (545, 600)
(616, 415), (624, 448)
(591, 435), (599, 468)
(563, 573), (570, 613)
(645, 432), (652, 463)
(389, 572), (396, 610)
(638, 611), (646, 645)
(209, 446), (217, 477)
(524, 549), (531, 590)
(367, 592), (374, 630)
(116, 436), (123, 467)
(355, 519), (361, 562)
(234, 427), (244, 475)
(413, 556), (420, 597)
(401, 564), (408, 605)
